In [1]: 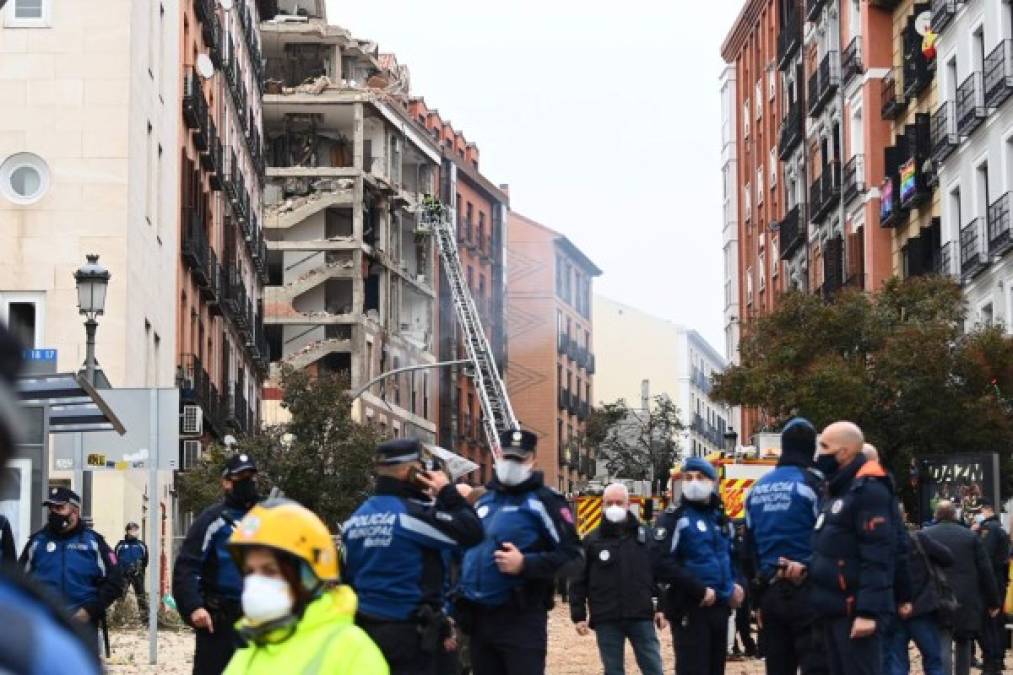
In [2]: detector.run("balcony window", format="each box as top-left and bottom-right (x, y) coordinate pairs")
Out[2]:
(956, 73), (986, 137)
(987, 192), (1012, 258)
(841, 37), (864, 86)
(983, 40), (1013, 109)
(930, 0), (960, 34)
(881, 67), (905, 120)
(842, 155), (865, 204)
(808, 51), (840, 117)
(778, 205), (803, 260)
(4, 0), (50, 27)
(959, 219), (988, 279)
(778, 97), (804, 159)
(777, 6), (803, 70)
(930, 102), (959, 162)
(902, 19), (934, 99)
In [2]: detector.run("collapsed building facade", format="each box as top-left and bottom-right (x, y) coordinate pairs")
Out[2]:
(259, 1), (441, 440)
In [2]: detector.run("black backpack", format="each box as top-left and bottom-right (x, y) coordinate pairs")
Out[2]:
(912, 533), (959, 625)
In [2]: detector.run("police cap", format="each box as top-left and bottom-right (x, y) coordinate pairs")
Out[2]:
(499, 429), (537, 459)
(222, 452), (258, 477)
(43, 486), (82, 509)
(375, 438), (425, 466)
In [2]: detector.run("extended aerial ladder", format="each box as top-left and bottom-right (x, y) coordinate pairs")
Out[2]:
(419, 199), (518, 456)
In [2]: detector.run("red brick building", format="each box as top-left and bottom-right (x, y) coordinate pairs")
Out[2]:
(506, 212), (600, 494)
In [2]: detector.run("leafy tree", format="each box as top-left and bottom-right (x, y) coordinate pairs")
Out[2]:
(176, 368), (386, 531)
(711, 276), (1013, 502)
(585, 395), (684, 494)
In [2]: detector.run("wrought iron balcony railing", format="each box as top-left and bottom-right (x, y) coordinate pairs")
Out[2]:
(777, 7), (803, 70)
(930, 0), (961, 34)
(956, 72), (987, 137)
(842, 155), (865, 204)
(930, 102), (959, 162)
(987, 192), (1013, 259)
(882, 67), (905, 120)
(778, 99), (805, 159)
(984, 40), (1013, 110)
(841, 37), (864, 86)
(808, 51), (840, 117)
(960, 219), (988, 279)
(778, 204), (804, 259)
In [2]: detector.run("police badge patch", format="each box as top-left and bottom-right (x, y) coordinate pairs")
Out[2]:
(654, 527), (667, 541)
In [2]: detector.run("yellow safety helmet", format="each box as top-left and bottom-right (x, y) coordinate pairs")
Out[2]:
(228, 499), (339, 583)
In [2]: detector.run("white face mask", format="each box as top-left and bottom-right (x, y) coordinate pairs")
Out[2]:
(974, 513), (986, 525)
(604, 505), (628, 524)
(241, 574), (294, 626)
(495, 460), (532, 486)
(683, 480), (714, 503)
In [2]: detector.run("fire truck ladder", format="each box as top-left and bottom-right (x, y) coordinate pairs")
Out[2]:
(420, 200), (518, 455)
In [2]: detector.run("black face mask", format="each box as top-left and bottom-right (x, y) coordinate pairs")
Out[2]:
(48, 512), (72, 533)
(815, 454), (840, 478)
(230, 477), (259, 507)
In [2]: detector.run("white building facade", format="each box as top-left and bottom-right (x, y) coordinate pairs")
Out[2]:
(720, 63), (743, 439)
(592, 296), (731, 460)
(0, 0), (181, 542)
(934, 0), (1013, 331)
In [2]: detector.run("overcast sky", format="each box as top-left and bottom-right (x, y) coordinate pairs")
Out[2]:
(325, 0), (743, 352)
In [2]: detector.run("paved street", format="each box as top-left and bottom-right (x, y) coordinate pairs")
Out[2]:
(106, 603), (1012, 674)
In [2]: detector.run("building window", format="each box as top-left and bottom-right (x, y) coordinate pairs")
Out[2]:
(0, 292), (44, 348)
(743, 101), (750, 137)
(0, 152), (50, 205)
(768, 69), (776, 100)
(755, 81), (762, 119)
(756, 167), (764, 204)
(769, 148), (778, 188)
(758, 253), (766, 290)
(744, 183), (751, 221)
(4, 0), (50, 27)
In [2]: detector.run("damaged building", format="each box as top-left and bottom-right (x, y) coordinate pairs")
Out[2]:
(259, 0), (440, 440)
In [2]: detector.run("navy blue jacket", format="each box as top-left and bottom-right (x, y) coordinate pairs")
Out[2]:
(744, 463), (822, 578)
(342, 477), (484, 621)
(652, 494), (736, 617)
(19, 522), (122, 619)
(809, 456), (896, 619)
(458, 472), (582, 609)
(114, 536), (148, 571)
(172, 497), (250, 622)
(0, 573), (100, 674)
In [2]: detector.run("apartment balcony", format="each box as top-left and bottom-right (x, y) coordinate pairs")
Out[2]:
(903, 33), (934, 100)
(778, 99), (805, 160)
(205, 12), (222, 68)
(568, 395), (580, 417)
(198, 248), (222, 305)
(987, 192), (1013, 258)
(984, 40), (1013, 110)
(778, 205), (804, 259)
(882, 68), (905, 120)
(586, 353), (596, 375)
(557, 334), (567, 355)
(182, 69), (208, 133)
(936, 241), (958, 278)
(879, 171), (905, 229)
(777, 7), (803, 70)
(842, 155), (865, 204)
(182, 207), (210, 285)
(956, 73), (987, 137)
(195, 0), (214, 24)
(558, 389), (571, 412)
(841, 37), (864, 87)
(808, 52), (840, 117)
(178, 354), (209, 407)
(960, 219), (988, 280)
(930, 102), (959, 162)
(223, 266), (252, 330)
(930, 0), (961, 34)
(821, 236), (844, 300)
(810, 162), (841, 223)
(806, 0), (828, 21)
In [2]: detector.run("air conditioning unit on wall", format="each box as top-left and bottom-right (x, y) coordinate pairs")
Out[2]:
(182, 440), (202, 470)
(181, 405), (204, 436)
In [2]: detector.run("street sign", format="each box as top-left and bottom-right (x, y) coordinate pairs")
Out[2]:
(21, 349), (57, 376)
(52, 388), (179, 471)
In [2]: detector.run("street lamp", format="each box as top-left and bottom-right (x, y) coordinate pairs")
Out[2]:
(73, 254), (110, 522)
(723, 427), (738, 457)
(74, 254), (110, 386)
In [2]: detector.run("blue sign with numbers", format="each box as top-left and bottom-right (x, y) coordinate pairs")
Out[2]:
(22, 349), (57, 375)
(23, 349), (57, 361)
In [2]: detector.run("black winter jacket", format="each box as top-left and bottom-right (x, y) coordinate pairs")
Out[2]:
(907, 530), (955, 618)
(569, 513), (657, 628)
(923, 520), (1001, 638)
(978, 516), (1009, 591)
(809, 456), (896, 620)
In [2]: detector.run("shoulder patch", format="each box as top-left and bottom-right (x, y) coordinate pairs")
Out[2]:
(654, 527), (667, 541)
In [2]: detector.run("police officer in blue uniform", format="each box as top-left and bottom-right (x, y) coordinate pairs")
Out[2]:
(457, 430), (582, 675)
(0, 322), (101, 674)
(809, 421), (896, 675)
(173, 452), (260, 675)
(653, 456), (744, 675)
(343, 438), (484, 675)
(20, 486), (123, 631)
(114, 521), (149, 622)
(744, 418), (828, 675)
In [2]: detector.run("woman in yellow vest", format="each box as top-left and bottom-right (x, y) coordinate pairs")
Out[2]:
(223, 499), (389, 675)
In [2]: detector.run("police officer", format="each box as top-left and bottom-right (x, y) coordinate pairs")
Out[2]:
(0, 510), (14, 563)
(809, 421), (895, 675)
(20, 486), (123, 630)
(342, 438), (484, 675)
(456, 430), (582, 675)
(975, 498), (1008, 675)
(173, 452), (260, 675)
(744, 418), (827, 675)
(0, 322), (101, 673)
(653, 456), (743, 675)
(114, 521), (149, 622)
